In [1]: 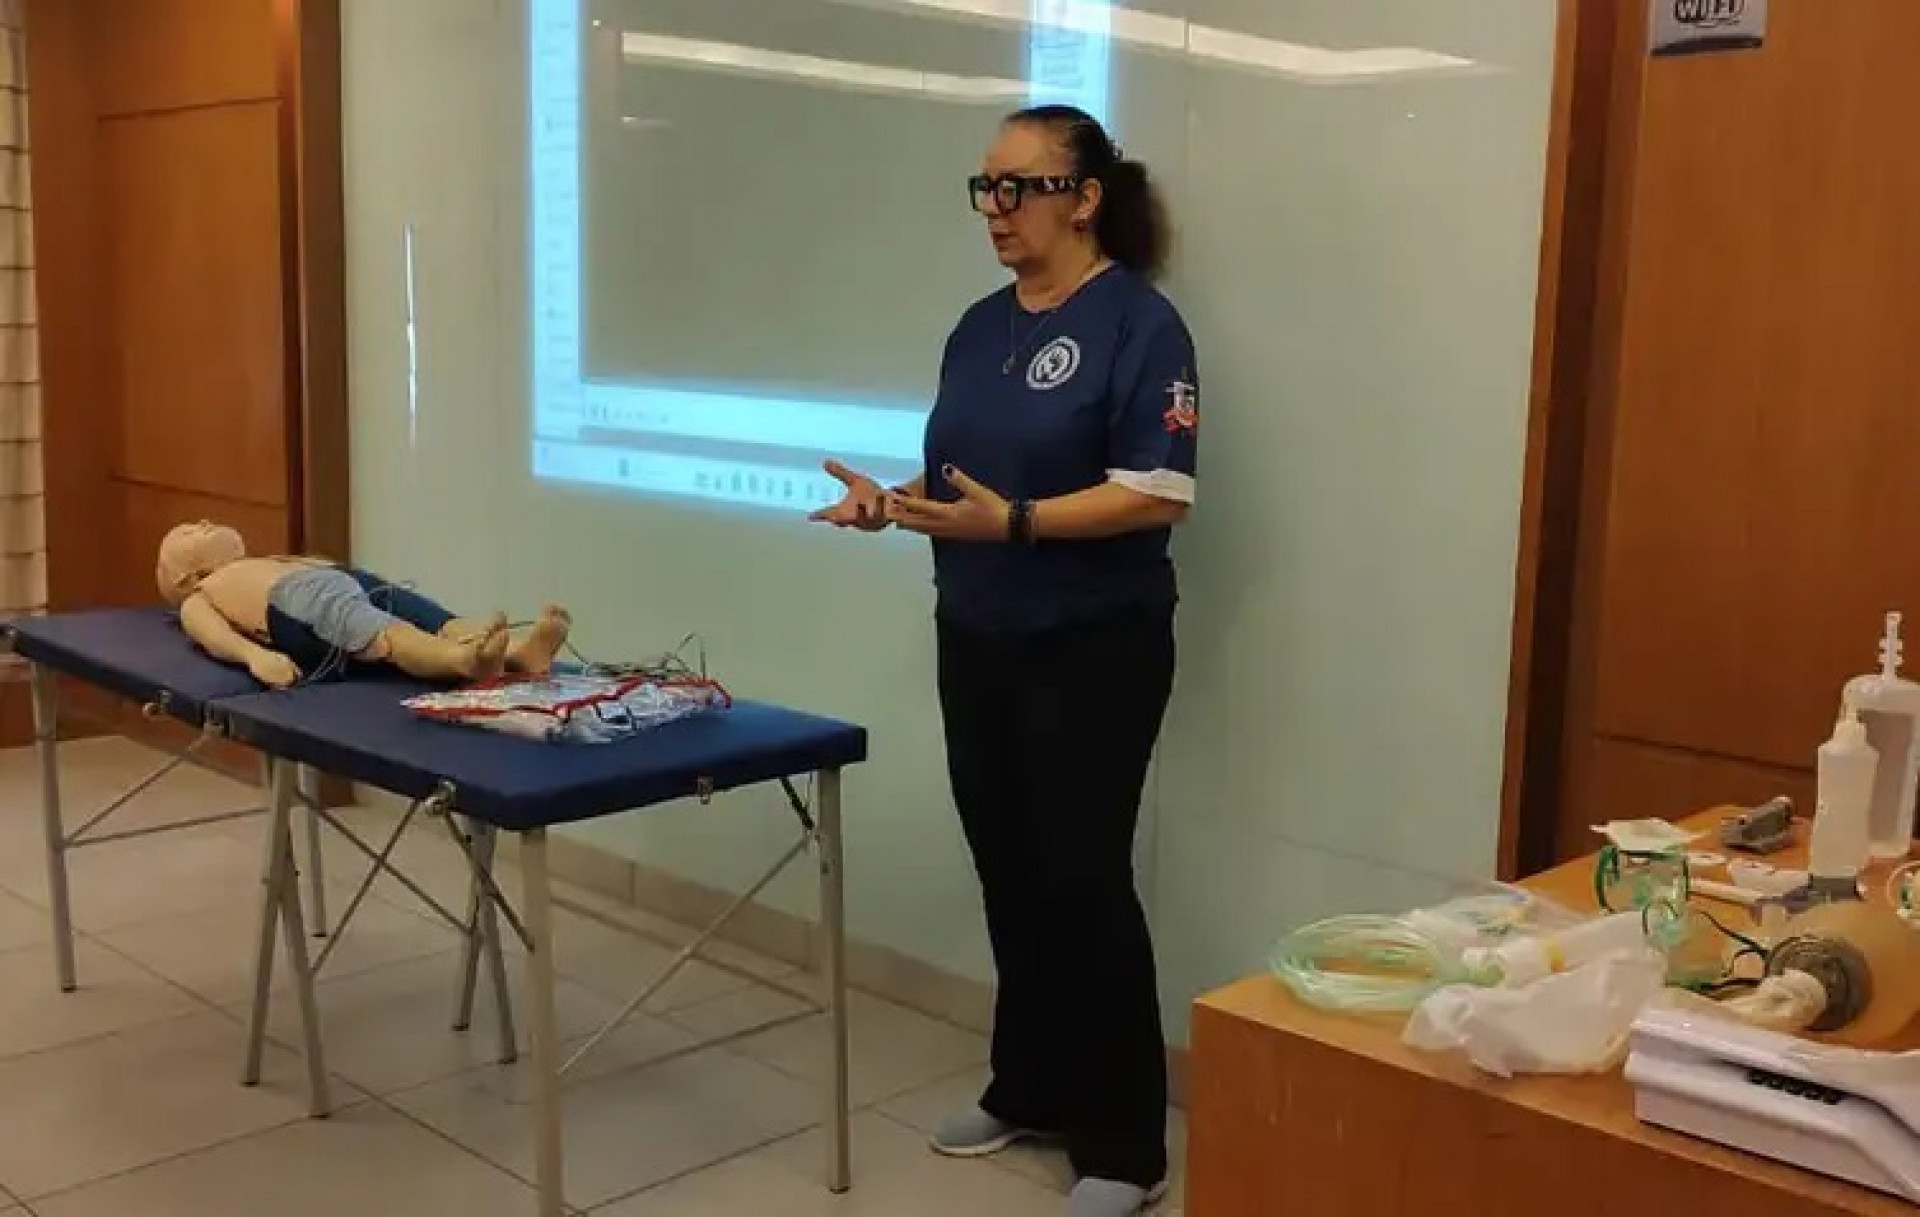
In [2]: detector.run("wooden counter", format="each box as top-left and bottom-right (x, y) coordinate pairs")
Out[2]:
(1186, 811), (1914, 1217)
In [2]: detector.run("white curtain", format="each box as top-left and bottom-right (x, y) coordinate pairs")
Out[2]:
(0, 0), (42, 679)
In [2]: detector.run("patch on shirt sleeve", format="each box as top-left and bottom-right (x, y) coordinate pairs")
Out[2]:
(1162, 373), (1199, 436)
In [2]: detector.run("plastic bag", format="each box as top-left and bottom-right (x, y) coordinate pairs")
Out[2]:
(1402, 947), (1668, 1077)
(1270, 885), (1591, 1014)
(404, 672), (729, 744)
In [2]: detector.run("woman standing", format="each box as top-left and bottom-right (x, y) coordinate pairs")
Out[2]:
(811, 104), (1197, 1217)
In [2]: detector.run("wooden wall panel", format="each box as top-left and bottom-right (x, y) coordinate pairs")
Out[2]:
(1547, 0), (1920, 853)
(87, 0), (278, 116)
(117, 483), (289, 608)
(1738, 6), (1920, 764)
(1592, 0), (1920, 769)
(25, 0), (118, 612)
(1588, 46), (1772, 757)
(1560, 735), (1814, 860)
(104, 102), (289, 508)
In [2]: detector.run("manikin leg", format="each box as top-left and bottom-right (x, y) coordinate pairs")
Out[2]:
(436, 609), (571, 676)
(362, 618), (508, 681)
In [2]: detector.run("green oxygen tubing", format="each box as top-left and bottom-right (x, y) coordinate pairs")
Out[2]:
(1270, 895), (1686, 1015)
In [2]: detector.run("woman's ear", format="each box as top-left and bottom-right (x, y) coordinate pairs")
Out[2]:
(1074, 178), (1104, 230)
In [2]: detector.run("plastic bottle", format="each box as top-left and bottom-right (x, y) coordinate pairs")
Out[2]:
(1843, 611), (1920, 859)
(1806, 706), (1878, 897)
(1462, 911), (1656, 988)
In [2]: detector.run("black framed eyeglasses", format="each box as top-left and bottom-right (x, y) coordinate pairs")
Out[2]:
(967, 173), (1082, 215)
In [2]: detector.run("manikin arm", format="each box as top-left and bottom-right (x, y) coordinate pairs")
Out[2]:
(179, 592), (298, 687)
(178, 592), (267, 664)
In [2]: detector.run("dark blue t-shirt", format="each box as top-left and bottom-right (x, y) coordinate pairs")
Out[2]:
(923, 266), (1199, 635)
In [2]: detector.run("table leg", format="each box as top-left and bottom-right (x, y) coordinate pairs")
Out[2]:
(29, 664), (76, 993)
(243, 757), (291, 1086)
(298, 764), (329, 938)
(817, 768), (851, 1193)
(521, 829), (566, 1217)
(271, 761), (333, 1117)
(476, 823), (519, 1064)
(453, 816), (484, 1033)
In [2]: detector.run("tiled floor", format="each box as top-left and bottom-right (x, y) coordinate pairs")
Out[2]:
(0, 737), (1188, 1215)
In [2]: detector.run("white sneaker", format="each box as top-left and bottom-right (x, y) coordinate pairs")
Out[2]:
(929, 1106), (1044, 1158)
(1067, 1178), (1169, 1216)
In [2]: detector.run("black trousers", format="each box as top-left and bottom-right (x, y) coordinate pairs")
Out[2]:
(937, 604), (1174, 1188)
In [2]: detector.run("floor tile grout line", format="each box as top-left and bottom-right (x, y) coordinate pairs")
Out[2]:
(364, 1089), (557, 1198)
(133, 930), (471, 1020)
(371, 997), (823, 1115)
(358, 994), (858, 1213)
(239, 938), (802, 1098)
(578, 1093), (1070, 1213)
(360, 1026), (836, 1211)
(0, 965), (225, 1071)
(6, 1102), (320, 1209)
(0, 838), (792, 1071)
(0, 976), (388, 1203)
(694, 1013), (990, 1116)
(0, 1001), (233, 1070)
(0, 997), (385, 1204)
(872, 1059), (991, 1112)
(578, 1118), (828, 1214)
(0, 1003), (1013, 1214)
(115, 915), (816, 1115)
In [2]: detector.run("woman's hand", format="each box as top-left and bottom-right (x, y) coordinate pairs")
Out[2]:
(809, 460), (891, 532)
(888, 466), (1012, 542)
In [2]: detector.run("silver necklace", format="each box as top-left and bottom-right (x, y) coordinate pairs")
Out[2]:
(1002, 259), (1108, 375)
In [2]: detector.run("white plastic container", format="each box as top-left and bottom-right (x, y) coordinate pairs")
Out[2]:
(1463, 912), (1652, 988)
(1807, 707), (1877, 890)
(1842, 612), (1920, 859)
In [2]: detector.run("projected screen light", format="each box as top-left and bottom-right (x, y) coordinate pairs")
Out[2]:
(529, 0), (1113, 511)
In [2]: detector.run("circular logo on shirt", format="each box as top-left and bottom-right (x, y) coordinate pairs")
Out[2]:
(1025, 337), (1082, 391)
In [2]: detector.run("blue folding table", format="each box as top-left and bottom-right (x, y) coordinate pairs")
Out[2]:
(4, 608), (867, 1217)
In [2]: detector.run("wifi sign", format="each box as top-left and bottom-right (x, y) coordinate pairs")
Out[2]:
(1673, 0), (1746, 26)
(1651, 0), (1768, 56)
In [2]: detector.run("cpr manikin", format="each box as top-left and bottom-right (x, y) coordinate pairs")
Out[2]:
(157, 521), (571, 689)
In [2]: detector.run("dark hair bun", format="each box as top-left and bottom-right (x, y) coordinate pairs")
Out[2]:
(1091, 157), (1164, 278)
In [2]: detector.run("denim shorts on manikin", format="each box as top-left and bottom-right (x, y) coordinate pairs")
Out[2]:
(264, 565), (456, 678)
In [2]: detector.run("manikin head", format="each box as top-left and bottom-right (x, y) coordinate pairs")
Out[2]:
(156, 520), (247, 606)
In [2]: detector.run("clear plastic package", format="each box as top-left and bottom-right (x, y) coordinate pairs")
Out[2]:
(403, 672), (730, 743)
(1268, 884), (1591, 1015)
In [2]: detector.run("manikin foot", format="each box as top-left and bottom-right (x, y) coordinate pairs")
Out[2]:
(506, 605), (572, 675)
(473, 618), (512, 681)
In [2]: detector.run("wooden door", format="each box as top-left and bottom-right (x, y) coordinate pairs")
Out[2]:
(1553, 0), (1920, 859)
